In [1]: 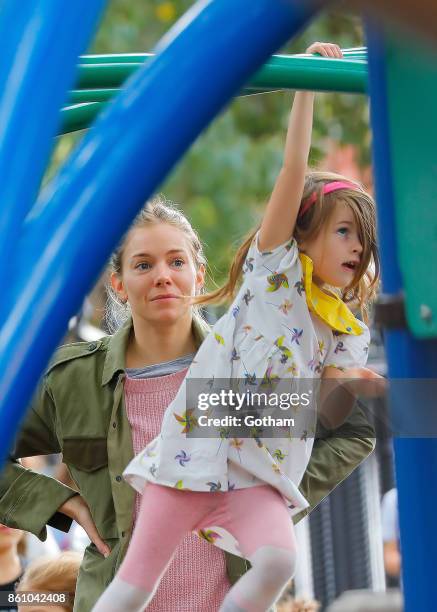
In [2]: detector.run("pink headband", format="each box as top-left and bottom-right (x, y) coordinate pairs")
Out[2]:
(298, 181), (360, 218)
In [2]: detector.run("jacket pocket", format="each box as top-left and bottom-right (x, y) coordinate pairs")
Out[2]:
(62, 437), (108, 472)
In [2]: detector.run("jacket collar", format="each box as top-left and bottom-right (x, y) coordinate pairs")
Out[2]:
(101, 315), (210, 386)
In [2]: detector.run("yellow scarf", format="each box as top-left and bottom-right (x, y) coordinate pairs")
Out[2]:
(299, 253), (362, 336)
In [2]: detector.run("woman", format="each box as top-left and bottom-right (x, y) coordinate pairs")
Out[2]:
(0, 196), (375, 611)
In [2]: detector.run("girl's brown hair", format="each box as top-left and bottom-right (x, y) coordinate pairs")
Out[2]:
(193, 171), (380, 323)
(106, 195), (209, 334)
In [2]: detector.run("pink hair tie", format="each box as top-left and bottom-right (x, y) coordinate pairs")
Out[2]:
(298, 180), (360, 219)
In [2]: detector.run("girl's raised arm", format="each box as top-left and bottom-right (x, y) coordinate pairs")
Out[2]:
(258, 42), (343, 253)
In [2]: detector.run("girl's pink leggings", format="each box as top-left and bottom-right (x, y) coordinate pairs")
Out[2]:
(118, 482), (296, 592)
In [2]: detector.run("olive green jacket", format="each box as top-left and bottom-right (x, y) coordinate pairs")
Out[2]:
(0, 317), (375, 611)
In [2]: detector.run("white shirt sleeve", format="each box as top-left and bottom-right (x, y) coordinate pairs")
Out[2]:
(324, 320), (370, 370)
(243, 231), (299, 279)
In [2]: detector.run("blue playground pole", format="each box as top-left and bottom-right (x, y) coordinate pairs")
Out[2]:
(366, 25), (437, 610)
(0, 0), (106, 321)
(0, 0), (320, 467)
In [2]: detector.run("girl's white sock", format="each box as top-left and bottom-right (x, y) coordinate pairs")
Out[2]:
(219, 545), (296, 612)
(91, 575), (152, 612)
(93, 544), (295, 611)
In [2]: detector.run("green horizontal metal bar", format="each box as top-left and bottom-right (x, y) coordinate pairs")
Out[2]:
(80, 52), (154, 64)
(342, 47), (367, 55)
(75, 55), (367, 93)
(249, 56), (367, 93)
(296, 50), (366, 60)
(59, 102), (102, 134)
(76, 63), (136, 88)
(343, 51), (366, 58)
(69, 86), (282, 105)
(69, 88), (118, 103)
(79, 48), (367, 64)
(63, 51), (368, 134)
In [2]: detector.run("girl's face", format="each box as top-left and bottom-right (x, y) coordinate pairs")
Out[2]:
(300, 202), (363, 289)
(112, 223), (205, 327)
(0, 524), (23, 552)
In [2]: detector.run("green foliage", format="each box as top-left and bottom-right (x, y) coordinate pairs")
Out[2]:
(49, 1), (372, 290)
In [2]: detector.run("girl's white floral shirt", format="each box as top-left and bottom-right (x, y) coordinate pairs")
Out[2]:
(124, 232), (370, 555)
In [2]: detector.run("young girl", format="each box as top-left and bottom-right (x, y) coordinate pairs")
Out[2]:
(93, 42), (383, 612)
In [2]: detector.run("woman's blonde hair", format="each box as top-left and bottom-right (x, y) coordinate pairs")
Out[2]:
(194, 171), (380, 323)
(106, 195), (209, 333)
(17, 552), (82, 611)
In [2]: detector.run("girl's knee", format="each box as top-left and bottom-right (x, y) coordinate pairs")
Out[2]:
(251, 546), (296, 586)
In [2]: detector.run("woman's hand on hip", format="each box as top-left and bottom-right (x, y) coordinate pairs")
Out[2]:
(58, 495), (111, 557)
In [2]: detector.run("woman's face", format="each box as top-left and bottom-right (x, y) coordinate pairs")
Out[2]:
(0, 524), (23, 552)
(112, 223), (205, 327)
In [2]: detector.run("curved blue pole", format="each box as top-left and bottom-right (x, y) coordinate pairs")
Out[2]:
(0, 0), (106, 322)
(366, 24), (437, 610)
(0, 0), (320, 466)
